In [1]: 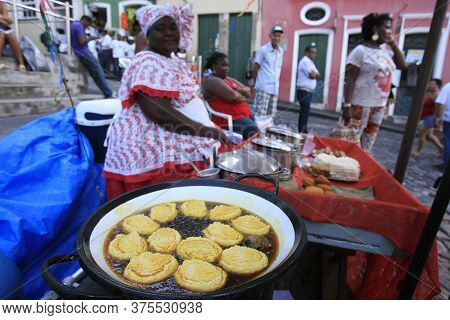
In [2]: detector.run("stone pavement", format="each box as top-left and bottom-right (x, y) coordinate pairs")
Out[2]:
(274, 108), (449, 299)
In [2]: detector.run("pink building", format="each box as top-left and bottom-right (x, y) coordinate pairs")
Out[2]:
(260, 0), (450, 115)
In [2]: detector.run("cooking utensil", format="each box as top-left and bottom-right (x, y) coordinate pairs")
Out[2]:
(42, 179), (307, 299)
(266, 126), (305, 151)
(216, 149), (282, 182)
(250, 136), (297, 177)
(197, 167), (220, 179)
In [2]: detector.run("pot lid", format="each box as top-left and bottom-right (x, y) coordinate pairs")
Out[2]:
(251, 136), (296, 152)
(216, 149), (281, 175)
(266, 126), (304, 140)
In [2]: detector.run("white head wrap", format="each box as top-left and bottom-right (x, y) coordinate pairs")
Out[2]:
(136, 3), (194, 50)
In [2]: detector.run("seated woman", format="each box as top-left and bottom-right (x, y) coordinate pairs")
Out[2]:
(104, 3), (232, 200)
(0, 3), (26, 71)
(203, 52), (259, 139)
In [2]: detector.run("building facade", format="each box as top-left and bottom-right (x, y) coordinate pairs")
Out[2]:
(78, 0), (262, 83)
(261, 0), (450, 115)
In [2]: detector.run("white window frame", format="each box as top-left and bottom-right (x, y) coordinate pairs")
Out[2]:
(118, 0), (152, 18)
(299, 2), (331, 27)
(18, 0), (38, 20)
(289, 28), (334, 107)
(84, 2), (112, 30)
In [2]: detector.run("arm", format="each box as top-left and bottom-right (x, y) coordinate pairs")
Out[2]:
(387, 40), (407, 70)
(252, 62), (260, 86)
(342, 64), (360, 124)
(231, 78), (251, 98)
(0, 5), (13, 25)
(135, 91), (233, 146)
(204, 77), (246, 104)
(434, 103), (444, 131)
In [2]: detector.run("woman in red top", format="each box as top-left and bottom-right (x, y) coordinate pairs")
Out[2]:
(203, 52), (259, 139)
(413, 79), (443, 156)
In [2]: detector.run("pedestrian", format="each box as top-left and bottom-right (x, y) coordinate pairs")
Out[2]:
(245, 51), (256, 86)
(55, 28), (68, 53)
(70, 16), (113, 98)
(251, 25), (284, 117)
(435, 82), (450, 168)
(413, 79), (443, 156)
(104, 3), (232, 200)
(125, 36), (135, 59)
(336, 13), (406, 152)
(112, 34), (125, 79)
(0, 2), (26, 72)
(99, 29), (113, 74)
(297, 45), (320, 133)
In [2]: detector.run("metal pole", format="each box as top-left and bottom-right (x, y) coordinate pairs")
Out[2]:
(198, 55), (203, 88)
(65, 1), (71, 56)
(398, 161), (450, 299)
(12, 0), (20, 39)
(393, 0), (448, 183)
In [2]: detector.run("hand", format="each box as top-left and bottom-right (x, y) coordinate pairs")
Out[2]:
(342, 107), (352, 126)
(216, 130), (235, 147)
(434, 117), (443, 132)
(385, 34), (396, 47)
(250, 87), (255, 98)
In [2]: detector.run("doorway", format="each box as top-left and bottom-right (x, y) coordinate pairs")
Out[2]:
(228, 13), (252, 84)
(297, 34), (328, 104)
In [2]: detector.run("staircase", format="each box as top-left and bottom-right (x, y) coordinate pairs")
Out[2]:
(0, 55), (103, 117)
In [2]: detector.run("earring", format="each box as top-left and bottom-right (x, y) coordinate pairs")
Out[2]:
(372, 33), (379, 41)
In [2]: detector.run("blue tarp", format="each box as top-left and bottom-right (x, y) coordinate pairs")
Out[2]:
(0, 108), (106, 299)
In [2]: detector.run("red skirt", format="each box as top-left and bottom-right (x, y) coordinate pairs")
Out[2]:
(104, 161), (208, 200)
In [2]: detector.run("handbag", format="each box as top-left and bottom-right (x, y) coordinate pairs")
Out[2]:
(330, 118), (361, 144)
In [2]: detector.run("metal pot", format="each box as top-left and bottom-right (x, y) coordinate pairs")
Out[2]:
(42, 178), (307, 299)
(266, 126), (305, 151)
(216, 149), (282, 182)
(250, 136), (297, 177)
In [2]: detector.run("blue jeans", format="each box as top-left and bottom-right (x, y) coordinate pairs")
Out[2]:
(233, 116), (259, 139)
(297, 89), (313, 133)
(78, 52), (113, 98)
(444, 121), (450, 166)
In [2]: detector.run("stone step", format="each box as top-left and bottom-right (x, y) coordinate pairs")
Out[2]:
(0, 83), (69, 100)
(0, 94), (104, 117)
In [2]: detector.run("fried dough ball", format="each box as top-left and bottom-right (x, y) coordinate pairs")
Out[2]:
(122, 214), (160, 235)
(203, 222), (244, 247)
(176, 237), (223, 263)
(150, 203), (178, 223)
(147, 228), (182, 253)
(231, 215), (270, 236)
(219, 246), (269, 275)
(209, 205), (242, 221)
(180, 200), (208, 218)
(315, 175), (331, 186)
(304, 186), (324, 194)
(108, 232), (148, 260)
(316, 184), (332, 192)
(174, 259), (227, 292)
(302, 177), (316, 187)
(124, 252), (178, 284)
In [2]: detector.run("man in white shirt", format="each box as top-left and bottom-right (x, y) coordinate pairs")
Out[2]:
(435, 82), (450, 167)
(251, 25), (284, 117)
(125, 36), (135, 59)
(296, 45), (320, 133)
(99, 29), (113, 73)
(111, 35), (125, 78)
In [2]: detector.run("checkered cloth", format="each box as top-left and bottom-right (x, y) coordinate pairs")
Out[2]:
(252, 89), (278, 116)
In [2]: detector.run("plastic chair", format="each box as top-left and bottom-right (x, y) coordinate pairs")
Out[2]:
(202, 99), (234, 132)
(75, 99), (122, 163)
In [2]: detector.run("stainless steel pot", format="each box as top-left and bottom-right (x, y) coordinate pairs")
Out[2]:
(250, 136), (296, 177)
(266, 126), (305, 151)
(216, 149), (282, 182)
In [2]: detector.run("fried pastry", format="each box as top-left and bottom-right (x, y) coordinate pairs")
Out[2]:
(176, 237), (222, 263)
(148, 228), (182, 253)
(219, 246), (269, 275)
(174, 259), (227, 292)
(315, 175), (331, 186)
(304, 186), (324, 194)
(316, 184), (332, 192)
(203, 222), (244, 247)
(302, 176), (316, 187)
(180, 200), (208, 218)
(122, 214), (160, 235)
(123, 252), (178, 284)
(108, 232), (148, 260)
(150, 203), (178, 223)
(231, 215), (270, 236)
(209, 205), (242, 221)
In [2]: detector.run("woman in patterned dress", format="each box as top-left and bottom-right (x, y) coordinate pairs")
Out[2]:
(104, 3), (232, 200)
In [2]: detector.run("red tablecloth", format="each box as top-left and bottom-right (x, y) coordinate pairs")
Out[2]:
(241, 135), (440, 299)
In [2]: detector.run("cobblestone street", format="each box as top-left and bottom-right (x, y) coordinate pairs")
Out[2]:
(0, 97), (448, 299)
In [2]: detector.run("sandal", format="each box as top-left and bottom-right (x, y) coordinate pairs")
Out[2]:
(18, 64), (27, 72)
(0, 64), (10, 71)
